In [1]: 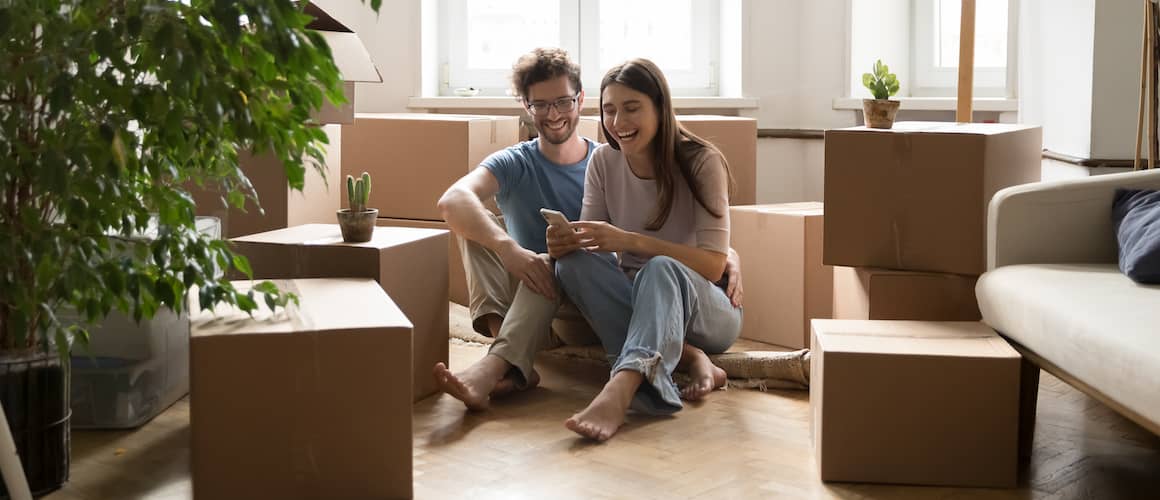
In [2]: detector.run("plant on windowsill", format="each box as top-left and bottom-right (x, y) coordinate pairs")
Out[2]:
(337, 172), (377, 243)
(862, 59), (901, 129)
(0, 0), (380, 496)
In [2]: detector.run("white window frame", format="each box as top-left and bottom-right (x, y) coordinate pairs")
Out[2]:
(437, 0), (720, 97)
(910, 0), (1018, 98)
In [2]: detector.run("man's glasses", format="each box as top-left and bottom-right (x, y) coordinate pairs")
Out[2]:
(526, 94), (580, 116)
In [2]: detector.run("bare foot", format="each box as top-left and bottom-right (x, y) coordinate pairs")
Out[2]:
(565, 370), (642, 442)
(489, 368), (541, 397)
(679, 346), (727, 401)
(432, 354), (510, 410)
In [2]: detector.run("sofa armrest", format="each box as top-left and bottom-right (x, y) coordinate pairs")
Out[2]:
(987, 168), (1160, 269)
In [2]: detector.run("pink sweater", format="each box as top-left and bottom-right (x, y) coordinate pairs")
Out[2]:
(580, 143), (731, 274)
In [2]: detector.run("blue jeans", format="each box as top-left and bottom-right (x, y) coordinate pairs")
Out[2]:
(555, 251), (743, 414)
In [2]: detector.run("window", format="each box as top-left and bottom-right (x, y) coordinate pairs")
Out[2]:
(438, 0), (720, 97)
(912, 0), (1014, 97)
(848, 0), (1017, 99)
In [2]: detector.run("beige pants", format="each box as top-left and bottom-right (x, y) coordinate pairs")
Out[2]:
(458, 214), (597, 387)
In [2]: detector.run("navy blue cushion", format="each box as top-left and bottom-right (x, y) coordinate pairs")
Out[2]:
(1112, 188), (1160, 284)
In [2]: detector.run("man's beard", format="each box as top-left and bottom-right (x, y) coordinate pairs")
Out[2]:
(538, 117), (576, 145)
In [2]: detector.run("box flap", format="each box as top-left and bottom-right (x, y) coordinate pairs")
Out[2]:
(191, 278), (412, 337)
(304, 2), (352, 32)
(317, 32), (382, 83)
(811, 319), (1018, 359)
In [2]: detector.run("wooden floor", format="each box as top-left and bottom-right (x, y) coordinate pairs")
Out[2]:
(46, 328), (1160, 499)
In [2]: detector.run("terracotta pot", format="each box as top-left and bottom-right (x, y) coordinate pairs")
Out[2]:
(336, 208), (378, 243)
(862, 98), (901, 129)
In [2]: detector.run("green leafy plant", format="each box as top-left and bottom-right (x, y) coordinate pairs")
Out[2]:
(346, 172), (372, 213)
(862, 59), (900, 100)
(0, 0), (380, 357)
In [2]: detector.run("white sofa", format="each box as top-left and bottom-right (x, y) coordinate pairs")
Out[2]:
(976, 168), (1160, 439)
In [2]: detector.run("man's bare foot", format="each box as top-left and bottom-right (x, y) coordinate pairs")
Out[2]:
(432, 354), (510, 410)
(565, 370), (642, 442)
(679, 346), (727, 401)
(489, 368), (541, 397)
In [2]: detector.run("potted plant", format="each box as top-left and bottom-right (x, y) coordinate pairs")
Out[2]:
(0, 0), (379, 495)
(338, 172), (377, 243)
(862, 59), (901, 129)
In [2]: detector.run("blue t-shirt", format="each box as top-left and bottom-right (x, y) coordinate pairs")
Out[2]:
(482, 138), (595, 254)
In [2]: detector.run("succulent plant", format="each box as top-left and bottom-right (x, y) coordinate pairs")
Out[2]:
(862, 59), (900, 100)
(347, 171), (372, 212)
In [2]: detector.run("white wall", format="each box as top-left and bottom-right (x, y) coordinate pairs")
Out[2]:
(1091, 0), (1146, 159)
(315, 0), (1135, 205)
(1018, 0), (1096, 158)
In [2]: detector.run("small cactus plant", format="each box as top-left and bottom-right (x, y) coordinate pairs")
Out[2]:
(347, 171), (372, 212)
(862, 59), (900, 100)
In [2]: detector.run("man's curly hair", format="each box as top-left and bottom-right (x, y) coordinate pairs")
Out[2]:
(510, 48), (582, 100)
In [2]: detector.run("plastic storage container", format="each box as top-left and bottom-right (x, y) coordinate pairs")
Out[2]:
(68, 216), (219, 429)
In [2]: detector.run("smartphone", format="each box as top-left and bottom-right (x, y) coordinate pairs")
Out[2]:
(539, 208), (571, 229)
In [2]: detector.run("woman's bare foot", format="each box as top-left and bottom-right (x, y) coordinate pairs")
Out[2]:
(678, 345), (727, 401)
(432, 354), (510, 410)
(565, 370), (643, 442)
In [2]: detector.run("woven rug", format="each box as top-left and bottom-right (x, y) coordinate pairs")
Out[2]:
(448, 303), (810, 391)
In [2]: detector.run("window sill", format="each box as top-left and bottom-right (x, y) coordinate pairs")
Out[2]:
(832, 97), (1019, 112)
(407, 96), (760, 111)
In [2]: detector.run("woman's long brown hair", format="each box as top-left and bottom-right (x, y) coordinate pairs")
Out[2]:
(599, 58), (733, 230)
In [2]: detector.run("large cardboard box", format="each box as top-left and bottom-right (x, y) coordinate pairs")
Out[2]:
(833, 267), (980, 321)
(190, 278), (412, 499)
(730, 203), (832, 349)
(342, 113), (520, 220)
(229, 224), (449, 401)
(810, 319), (1021, 488)
(192, 125), (343, 239)
(377, 217), (468, 306)
(823, 122), (1042, 275)
(680, 115), (758, 206)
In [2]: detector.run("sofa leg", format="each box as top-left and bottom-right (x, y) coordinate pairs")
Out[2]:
(1018, 357), (1041, 469)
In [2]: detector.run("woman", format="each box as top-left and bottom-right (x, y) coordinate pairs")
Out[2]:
(548, 58), (742, 441)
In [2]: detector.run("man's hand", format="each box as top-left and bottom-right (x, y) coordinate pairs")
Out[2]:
(546, 224), (584, 259)
(571, 221), (637, 253)
(724, 248), (743, 307)
(497, 241), (556, 299)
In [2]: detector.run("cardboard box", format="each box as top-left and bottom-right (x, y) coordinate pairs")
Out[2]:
(229, 224), (449, 401)
(303, 3), (382, 124)
(376, 217), (468, 306)
(342, 113), (520, 220)
(578, 116), (604, 143)
(833, 267), (981, 321)
(191, 124), (343, 239)
(823, 122), (1042, 275)
(729, 203), (832, 349)
(190, 278), (412, 499)
(679, 115), (758, 206)
(810, 319), (1021, 488)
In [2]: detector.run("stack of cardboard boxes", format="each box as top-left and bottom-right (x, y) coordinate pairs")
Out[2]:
(343, 113), (521, 305)
(190, 3), (382, 240)
(811, 122), (1043, 487)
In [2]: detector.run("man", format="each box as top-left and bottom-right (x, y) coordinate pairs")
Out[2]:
(432, 48), (742, 410)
